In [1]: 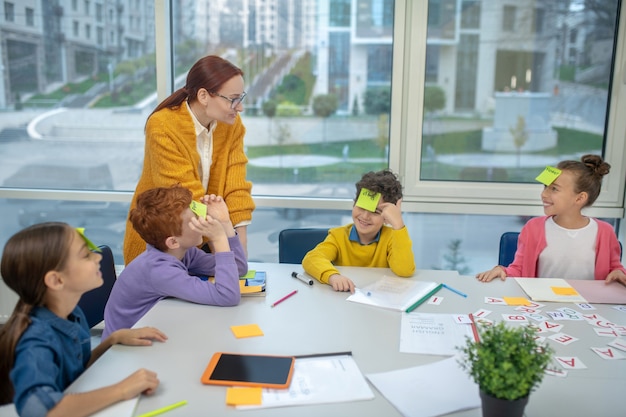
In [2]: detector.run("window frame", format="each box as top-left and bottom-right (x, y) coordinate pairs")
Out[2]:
(0, 0), (623, 222)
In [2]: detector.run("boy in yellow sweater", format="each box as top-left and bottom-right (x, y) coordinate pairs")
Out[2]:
(302, 170), (415, 292)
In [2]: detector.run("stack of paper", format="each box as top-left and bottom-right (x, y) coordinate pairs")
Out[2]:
(236, 353), (374, 409)
(240, 270), (266, 296)
(366, 357), (480, 417)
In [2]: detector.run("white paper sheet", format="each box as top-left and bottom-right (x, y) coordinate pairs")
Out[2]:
(366, 357), (481, 417)
(400, 313), (474, 356)
(347, 275), (439, 311)
(237, 354), (374, 409)
(514, 278), (588, 303)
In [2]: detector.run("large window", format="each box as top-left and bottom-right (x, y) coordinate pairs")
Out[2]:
(0, 0), (624, 280)
(402, 0), (625, 220)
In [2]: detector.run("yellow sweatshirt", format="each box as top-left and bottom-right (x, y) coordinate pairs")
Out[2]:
(123, 104), (254, 264)
(302, 224), (416, 284)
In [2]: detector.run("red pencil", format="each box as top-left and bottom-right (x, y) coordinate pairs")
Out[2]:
(469, 313), (480, 342)
(271, 290), (298, 308)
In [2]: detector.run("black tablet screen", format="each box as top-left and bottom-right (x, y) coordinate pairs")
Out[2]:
(210, 354), (293, 385)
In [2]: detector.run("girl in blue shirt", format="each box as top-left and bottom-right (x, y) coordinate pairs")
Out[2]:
(0, 222), (168, 416)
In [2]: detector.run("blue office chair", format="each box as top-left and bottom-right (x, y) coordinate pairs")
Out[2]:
(278, 228), (329, 264)
(77, 245), (117, 328)
(498, 232), (520, 266)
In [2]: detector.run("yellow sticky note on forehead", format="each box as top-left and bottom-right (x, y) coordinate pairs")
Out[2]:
(189, 201), (207, 218)
(355, 188), (381, 212)
(535, 166), (561, 186)
(75, 228), (101, 252)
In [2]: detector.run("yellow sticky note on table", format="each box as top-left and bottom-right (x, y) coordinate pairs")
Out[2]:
(231, 324), (264, 338)
(503, 297), (532, 306)
(189, 201), (207, 218)
(226, 387), (263, 406)
(355, 188), (381, 212)
(535, 166), (561, 186)
(551, 286), (579, 296)
(240, 282), (264, 293)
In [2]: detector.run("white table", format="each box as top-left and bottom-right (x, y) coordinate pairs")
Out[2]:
(5, 263), (624, 417)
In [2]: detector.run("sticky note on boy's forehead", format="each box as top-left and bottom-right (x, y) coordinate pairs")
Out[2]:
(189, 201), (207, 218)
(535, 166), (561, 186)
(75, 228), (101, 252)
(355, 188), (381, 212)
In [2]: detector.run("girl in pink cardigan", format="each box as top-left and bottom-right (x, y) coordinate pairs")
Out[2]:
(476, 155), (626, 285)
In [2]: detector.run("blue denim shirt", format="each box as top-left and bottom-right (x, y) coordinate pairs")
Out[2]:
(11, 306), (91, 417)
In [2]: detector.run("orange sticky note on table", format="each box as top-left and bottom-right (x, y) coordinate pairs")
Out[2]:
(551, 286), (579, 296)
(503, 297), (532, 306)
(226, 387), (263, 405)
(231, 324), (264, 338)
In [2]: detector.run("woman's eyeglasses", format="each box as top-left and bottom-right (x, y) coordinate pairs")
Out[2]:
(212, 92), (247, 109)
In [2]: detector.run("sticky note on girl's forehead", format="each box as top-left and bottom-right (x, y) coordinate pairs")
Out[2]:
(190, 201), (207, 218)
(535, 166), (561, 186)
(356, 188), (381, 212)
(75, 228), (101, 252)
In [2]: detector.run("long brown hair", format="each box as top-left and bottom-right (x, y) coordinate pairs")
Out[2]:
(0, 222), (74, 404)
(147, 55), (244, 124)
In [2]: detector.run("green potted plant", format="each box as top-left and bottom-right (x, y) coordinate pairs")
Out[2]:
(457, 321), (554, 417)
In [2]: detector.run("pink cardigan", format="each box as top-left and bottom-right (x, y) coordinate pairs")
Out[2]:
(504, 216), (625, 280)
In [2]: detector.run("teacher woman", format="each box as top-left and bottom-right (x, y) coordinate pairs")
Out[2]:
(123, 55), (255, 264)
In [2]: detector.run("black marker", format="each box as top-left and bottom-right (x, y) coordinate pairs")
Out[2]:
(291, 271), (314, 285)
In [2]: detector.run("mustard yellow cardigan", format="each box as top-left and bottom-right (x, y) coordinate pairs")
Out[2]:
(123, 104), (254, 264)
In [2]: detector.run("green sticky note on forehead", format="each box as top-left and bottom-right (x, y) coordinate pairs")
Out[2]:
(189, 201), (207, 218)
(75, 228), (101, 252)
(535, 166), (562, 186)
(355, 188), (381, 212)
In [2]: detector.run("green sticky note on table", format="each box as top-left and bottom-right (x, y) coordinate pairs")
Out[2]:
(355, 188), (381, 212)
(189, 201), (207, 218)
(535, 166), (561, 186)
(240, 270), (256, 279)
(75, 228), (101, 252)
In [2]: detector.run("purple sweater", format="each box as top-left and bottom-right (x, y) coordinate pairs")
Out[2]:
(504, 216), (625, 280)
(102, 236), (247, 338)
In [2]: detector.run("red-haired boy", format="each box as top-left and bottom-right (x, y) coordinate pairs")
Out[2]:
(103, 185), (246, 337)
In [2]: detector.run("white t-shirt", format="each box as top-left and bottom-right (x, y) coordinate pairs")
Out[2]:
(538, 217), (597, 280)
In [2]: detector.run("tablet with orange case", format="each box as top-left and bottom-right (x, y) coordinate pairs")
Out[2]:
(201, 352), (295, 389)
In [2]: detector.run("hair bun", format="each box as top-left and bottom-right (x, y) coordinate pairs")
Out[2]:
(581, 154), (610, 177)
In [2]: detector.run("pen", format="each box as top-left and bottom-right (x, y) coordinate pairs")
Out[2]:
(291, 271), (314, 285)
(405, 283), (443, 313)
(271, 290), (298, 308)
(136, 400), (188, 417)
(442, 283), (468, 298)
